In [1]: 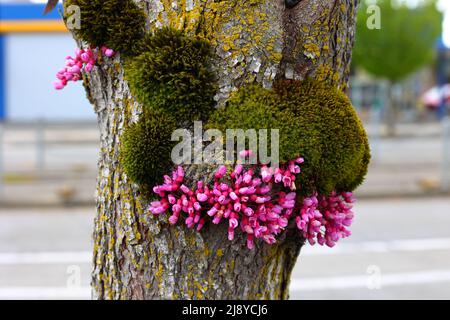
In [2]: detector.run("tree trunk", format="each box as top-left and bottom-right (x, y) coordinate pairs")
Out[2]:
(78, 0), (359, 300)
(385, 81), (398, 137)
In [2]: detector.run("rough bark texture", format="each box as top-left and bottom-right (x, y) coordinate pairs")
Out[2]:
(78, 0), (358, 300)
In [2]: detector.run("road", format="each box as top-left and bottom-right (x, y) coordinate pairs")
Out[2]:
(0, 197), (449, 299)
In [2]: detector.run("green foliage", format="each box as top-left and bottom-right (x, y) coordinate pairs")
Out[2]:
(353, 0), (442, 82)
(125, 28), (217, 124)
(120, 109), (177, 186)
(64, 0), (146, 56)
(207, 80), (370, 195)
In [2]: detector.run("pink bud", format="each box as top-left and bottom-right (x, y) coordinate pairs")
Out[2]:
(228, 229), (235, 241)
(259, 185), (271, 194)
(150, 201), (161, 208)
(229, 218), (239, 229)
(244, 207), (254, 216)
(286, 192), (296, 200)
(261, 166), (273, 182)
(168, 214), (178, 225)
(179, 185), (190, 194)
(255, 196), (269, 204)
(85, 63), (93, 73)
(247, 235), (254, 250)
(193, 202), (201, 211)
(167, 194), (176, 204)
(80, 52), (90, 62)
(243, 225), (254, 234)
(151, 206), (166, 215)
(218, 195), (226, 204)
(266, 211), (279, 221)
(326, 239), (336, 248)
(176, 166), (184, 178)
(315, 234), (324, 245)
(274, 173), (282, 183)
(185, 216), (194, 226)
(282, 175), (292, 188)
(233, 164), (243, 176)
(56, 72), (65, 80)
(207, 206), (218, 217)
(53, 81), (65, 90)
(238, 187), (249, 195)
(243, 173), (252, 184)
(104, 48), (115, 57)
(215, 165), (227, 179)
(196, 218), (205, 231)
(263, 234), (276, 245)
(278, 217), (288, 228)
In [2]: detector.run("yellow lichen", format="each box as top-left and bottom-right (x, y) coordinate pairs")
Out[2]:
(149, 0), (282, 64)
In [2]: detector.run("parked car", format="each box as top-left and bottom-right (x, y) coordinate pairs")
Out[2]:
(421, 84), (450, 110)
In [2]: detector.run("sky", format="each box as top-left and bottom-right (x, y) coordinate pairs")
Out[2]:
(437, 0), (450, 47)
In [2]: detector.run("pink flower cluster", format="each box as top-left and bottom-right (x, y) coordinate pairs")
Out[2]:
(150, 158), (304, 249)
(53, 46), (114, 90)
(149, 157), (355, 249)
(295, 192), (354, 248)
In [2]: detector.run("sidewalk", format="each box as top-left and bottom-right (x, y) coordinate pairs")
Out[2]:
(1, 122), (449, 207)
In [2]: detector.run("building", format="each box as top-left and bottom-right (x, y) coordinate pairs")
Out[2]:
(0, 2), (94, 122)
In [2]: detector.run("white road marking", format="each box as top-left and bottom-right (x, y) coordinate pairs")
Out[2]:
(0, 287), (91, 299)
(290, 269), (450, 291)
(0, 251), (91, 265)
(0, 238), (450, 265)
(2, 270), (450, 298)
(301, 237), (450, 256)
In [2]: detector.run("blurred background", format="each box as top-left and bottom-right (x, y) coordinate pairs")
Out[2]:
(0, 0), (449, 299)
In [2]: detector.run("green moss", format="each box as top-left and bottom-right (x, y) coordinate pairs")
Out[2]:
(207, 85), (277, 128)
(64, 0), (146, 56)
(120, 109), (177, 187)
(206, 84), (291, 154)
(124, 28), (217, 124)
(274, 80), (370, 194)
(207, 80), (370, 195)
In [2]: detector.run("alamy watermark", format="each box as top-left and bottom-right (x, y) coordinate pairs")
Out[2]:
(171, 121), (280, 168)
(366, 264), (382, 290)
(63, 2), (381, 31)
(366, 4), (381, 30)
(65, 5), (81, 30)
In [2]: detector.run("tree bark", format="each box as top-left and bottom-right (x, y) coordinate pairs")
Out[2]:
(78, 0), (359, 300)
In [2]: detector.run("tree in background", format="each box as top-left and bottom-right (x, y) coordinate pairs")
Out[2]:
(353, 0), (442, 134)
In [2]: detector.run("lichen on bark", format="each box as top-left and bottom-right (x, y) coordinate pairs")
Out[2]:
(71, 0), (360, 299)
